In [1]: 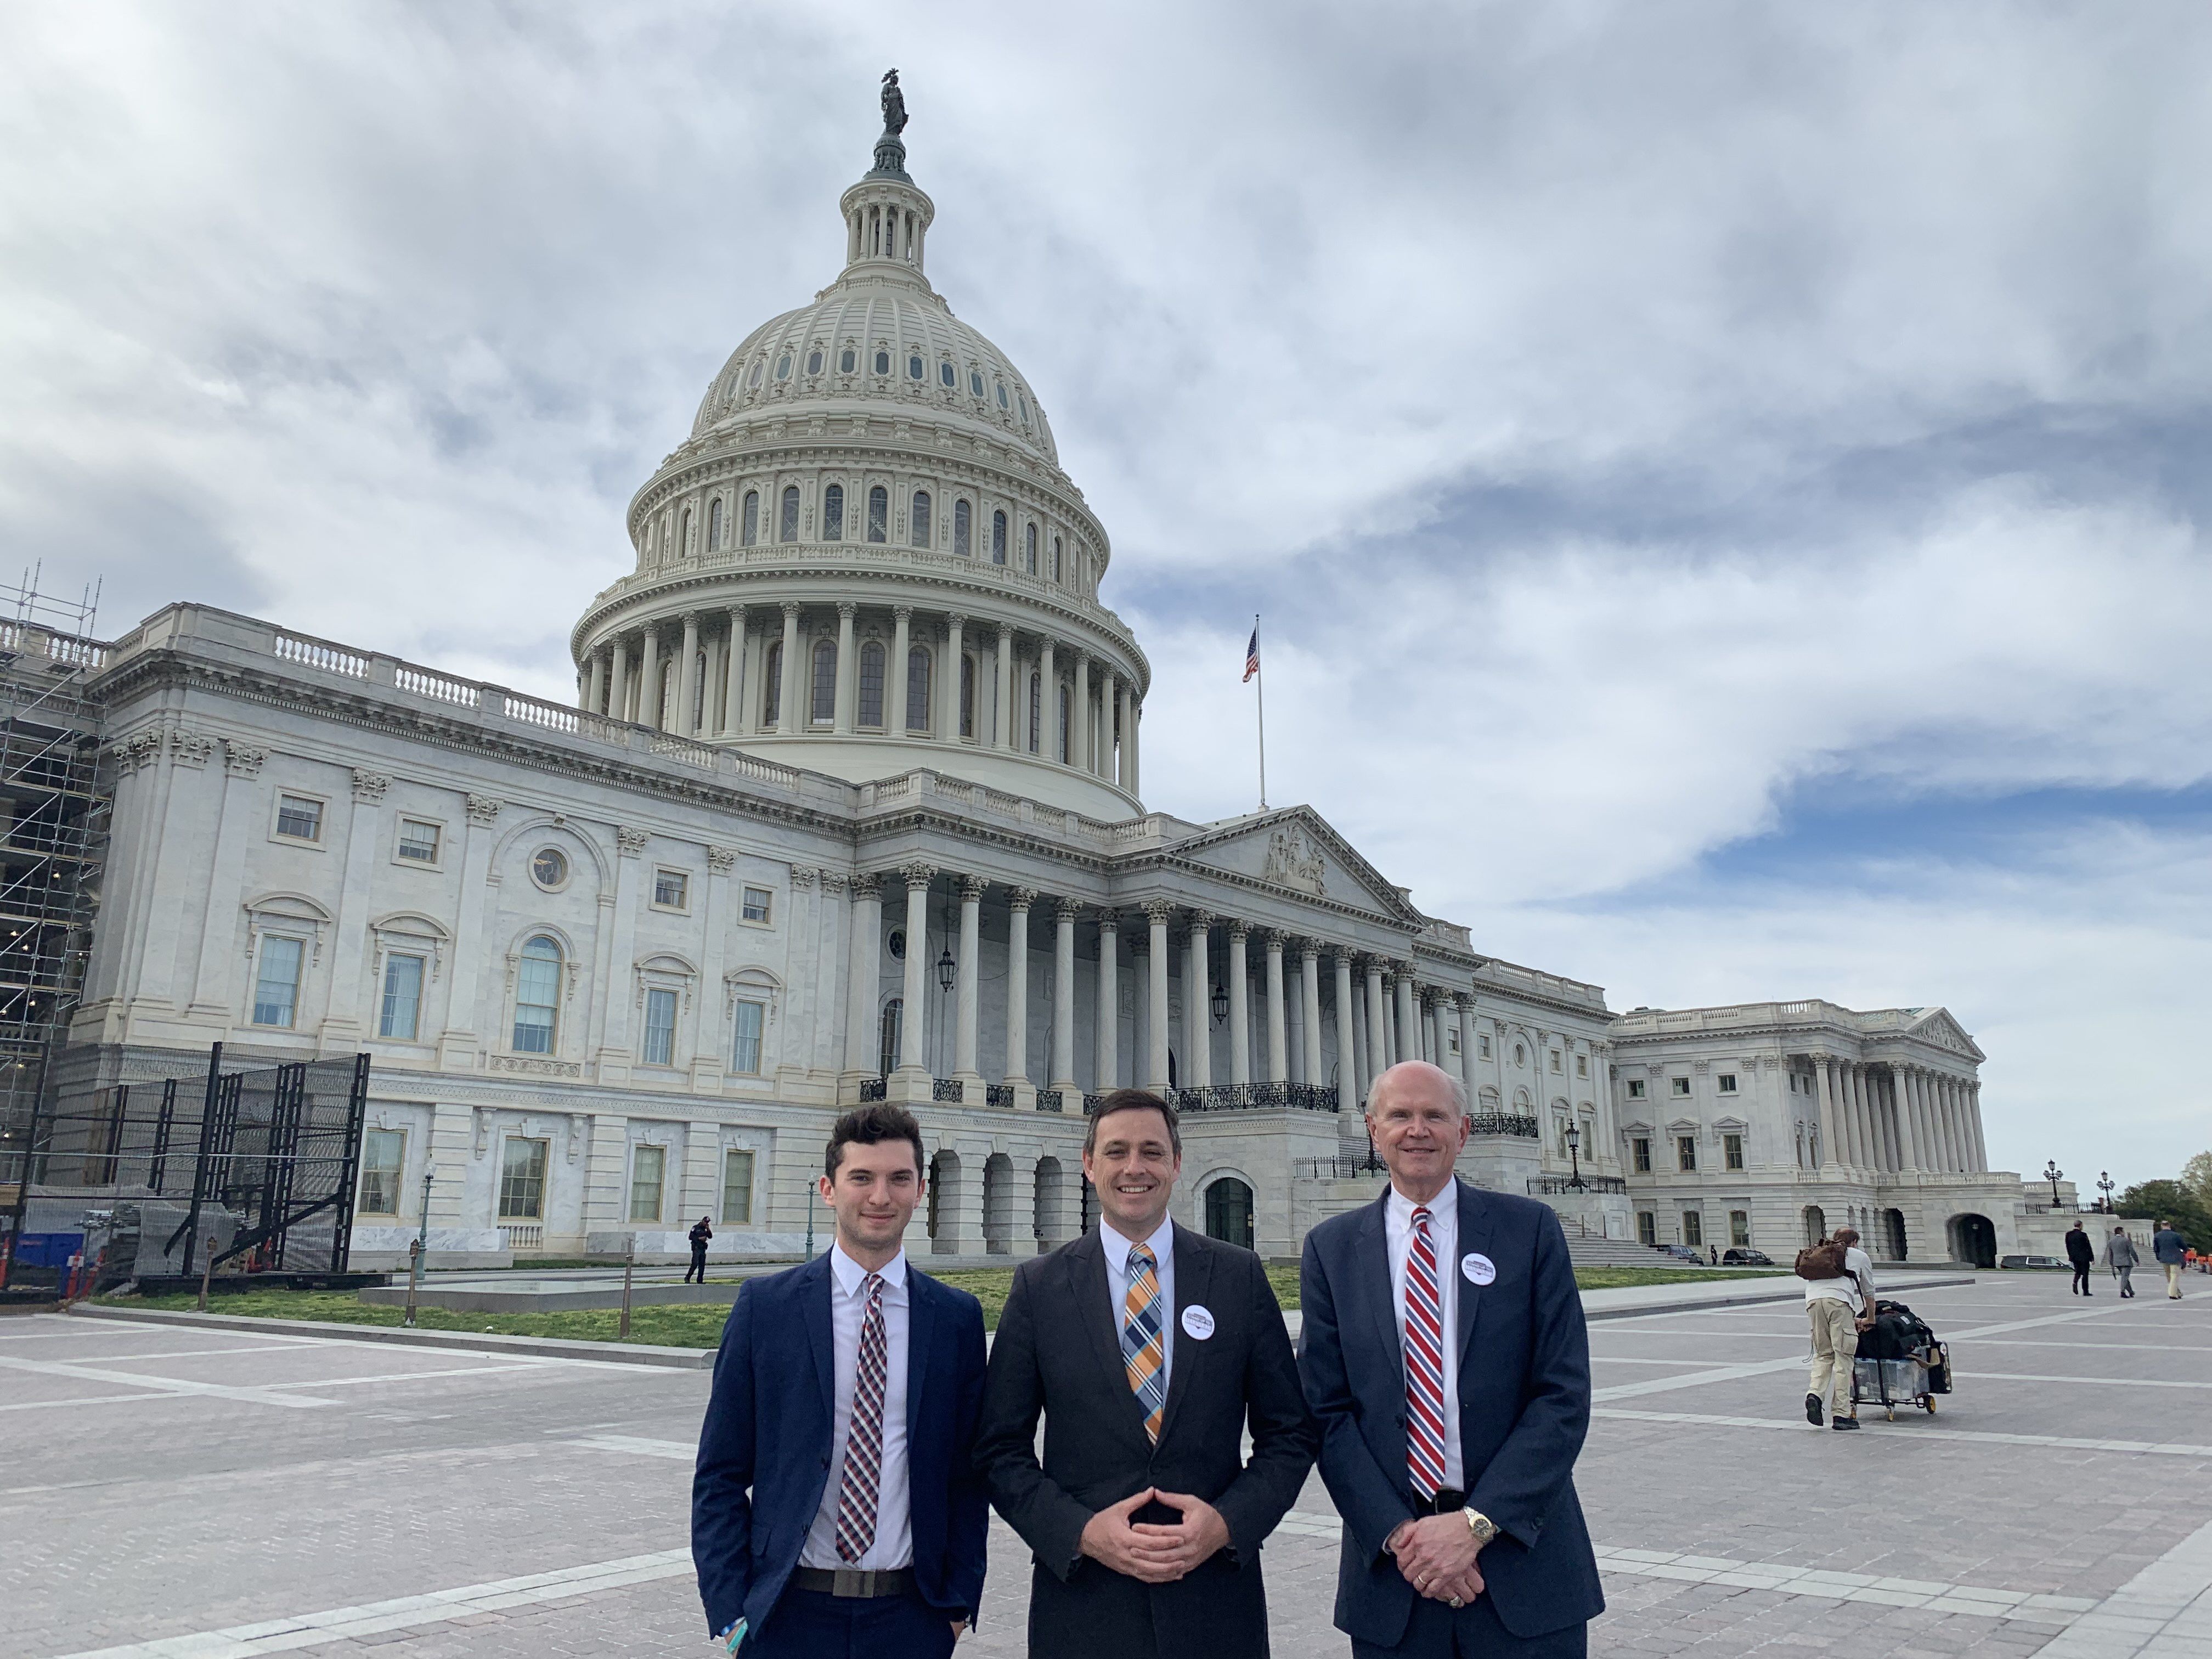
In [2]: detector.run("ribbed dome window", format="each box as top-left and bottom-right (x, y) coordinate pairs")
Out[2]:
(908, 354), (924, 380)
(911, 491), (932, 548)
(867, 486), (888, 543)
(954, 499), (972, 557)
(741, 491), (759, 547)
(874, 349), (890, 375)
(858, 641), (886, 729)
(969, 369), (984, 398)
(996, 383), (1009, 410)
(748, 360), (764, 387)
(775, 353), (792, 380)
(840, 348), (856, 373)
(939, 362), (956, 387)
(823, 484), (844, 541)
(991, 510), (1007, 565)
(780, 487), (800, 543)
(806, 349), (823, 375)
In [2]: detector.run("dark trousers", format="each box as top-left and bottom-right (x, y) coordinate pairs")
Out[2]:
(1351, 1594), (1589, 1659)
(686, 1246), (708, 1284)
(2072, 1263), (2092, 1294)
(746, 1586), (956, 1659)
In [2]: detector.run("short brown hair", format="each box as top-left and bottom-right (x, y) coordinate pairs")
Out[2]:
(1083, 1088), (1181, 1158)
(825, 1103), (926, 1180)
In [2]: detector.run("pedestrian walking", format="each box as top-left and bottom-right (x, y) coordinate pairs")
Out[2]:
(2101, 1227), (2140, 1299)
(1797, 1226), (1875, 1431)
(2064, 1220), (2095, 1296)
(1708, 1244), (1719, 1266)
(686, 1215), (713, 1284)
(2153, 1221), (2190, 1299)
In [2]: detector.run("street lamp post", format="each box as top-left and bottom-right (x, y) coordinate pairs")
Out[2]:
(2097, 1171), (2115, 1214)
(404, 1162), (435, 1328)
(1565, 1122), (1587, 1193)
(2044, 1160), (2064, 1209)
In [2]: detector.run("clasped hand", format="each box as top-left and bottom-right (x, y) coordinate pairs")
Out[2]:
(1389, 1514), (1486, 1606)
(1080, 1487), (1230, 1584)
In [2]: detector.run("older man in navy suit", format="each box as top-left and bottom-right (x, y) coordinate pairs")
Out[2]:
(693, 1104), (989, 1655)
(1300, 1062), (1604, 1657)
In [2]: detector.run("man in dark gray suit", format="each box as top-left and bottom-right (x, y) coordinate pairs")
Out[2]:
(975, 1088), (1317, 1658)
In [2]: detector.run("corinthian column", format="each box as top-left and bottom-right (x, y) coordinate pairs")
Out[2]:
(1334, 952), (1358, 1110)
(1394, 968), (1418, 1070)
(1051, 901), (1079, 1093)
(843, 874), (884, 1089)
(833, 602), (857, 734)
(889, 606), (912, 735)
(1364, 960), (1389, 1081)
(723, 606), (747, 735)
(1263, 932), (1288, 1085)
(896, 866), (933, 1081)
(953, 877), (983, 1087)
(995, 625), (1014, 751)
(1814, 1054), (1841, 1175)
(1300, 941), (1324, 1094)
(1072, 652), (1091, 772)
(1227, 923), (1251, 1086)
(678, 612), (701, 735)
(1456, 996), (1481, 1118)
(1144, 900), (1172, 1090)
(1005, 888), (1036, 1087)
(1094, 911), (1120, 1091)
(638, 623), (663, 731)
(777, 603), (802, 736)
(1184, 916), (1212, 1090)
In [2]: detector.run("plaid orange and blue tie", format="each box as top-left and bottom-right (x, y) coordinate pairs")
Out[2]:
(1122, 1243), (1167, 1442)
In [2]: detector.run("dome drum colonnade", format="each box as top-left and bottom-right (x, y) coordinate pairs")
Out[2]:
(570, 105), (1145, 816)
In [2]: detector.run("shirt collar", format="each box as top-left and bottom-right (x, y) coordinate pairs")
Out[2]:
(1100, 1214), (1176, 1272)
(830, 1241), (907, 1296)
(1387, 1180), (1458, 1227)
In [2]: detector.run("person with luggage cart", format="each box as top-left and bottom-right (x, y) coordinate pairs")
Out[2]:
(2102, 1226), (2140, 1298)
(1797, 1226), (1875, 1432)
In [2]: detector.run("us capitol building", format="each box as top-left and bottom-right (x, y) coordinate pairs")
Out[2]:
(66, 87), (2045, 1271)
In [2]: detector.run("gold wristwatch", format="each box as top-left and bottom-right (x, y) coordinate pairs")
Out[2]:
(1463, 1509), (1499, 1548)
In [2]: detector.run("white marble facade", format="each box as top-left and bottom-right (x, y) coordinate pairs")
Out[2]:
(63, 118), (2014, 1267)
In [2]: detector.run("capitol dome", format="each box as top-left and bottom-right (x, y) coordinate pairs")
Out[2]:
(571, 88), (1149, 821)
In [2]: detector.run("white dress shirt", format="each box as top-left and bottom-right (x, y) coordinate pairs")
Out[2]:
(801, 1243), (912, 1570)
(1385, 1182), (1463, 1489)
(1100, 1215), (1178, 1395)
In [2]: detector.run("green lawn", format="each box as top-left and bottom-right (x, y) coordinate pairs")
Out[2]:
(104, 1262), (1781, 1347)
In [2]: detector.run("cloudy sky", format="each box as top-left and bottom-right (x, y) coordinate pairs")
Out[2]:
(4, 2), (2207, 1189)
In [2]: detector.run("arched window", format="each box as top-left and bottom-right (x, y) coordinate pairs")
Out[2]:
(779, 486), (800, 543)
(991, 510), (1007, 565)
(1052, 534), (1063, 583)
(822, 483), (844, 541)
(911, 490), (932, 547)
(1028, 671), (1041, 753)
(680, 508), (692, 555)
(1025, 523), (1037, 574)
(857, 640), (886, 728)
(906, 647), (931, 731)
(953, 499), (972, 556)
(740, 490), (759, 546)
(810, 639), (836, 725)
(867, 485), (888, 543)
(513, 936), (562, 1054)
(761, 641), (782, 726)
(878, 998), (902, 1076)
(707, 497), (723, 551)
(960, 653), (975, 739)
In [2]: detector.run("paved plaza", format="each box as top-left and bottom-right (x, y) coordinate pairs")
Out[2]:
(3, 1273), (2208, 1659)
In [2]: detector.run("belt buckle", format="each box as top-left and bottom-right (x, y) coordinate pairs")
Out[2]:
(831, 1568), (871, 1598)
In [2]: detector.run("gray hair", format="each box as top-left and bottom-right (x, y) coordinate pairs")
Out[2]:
(1365, 1060), (1469, 1118)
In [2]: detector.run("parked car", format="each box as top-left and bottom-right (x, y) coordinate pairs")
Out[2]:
(1721, 1248), (1774, 1266)
(2000, 1253), (2067, 1269)
(1656, 1244), (1705, 1263)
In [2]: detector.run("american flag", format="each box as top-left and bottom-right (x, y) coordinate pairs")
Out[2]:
(1243, 627), (1260, 684)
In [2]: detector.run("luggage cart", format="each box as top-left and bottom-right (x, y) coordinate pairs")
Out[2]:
(1852, 1339), (1951, 1420)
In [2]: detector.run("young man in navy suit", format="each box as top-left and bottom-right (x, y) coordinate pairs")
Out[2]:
(1300, 1063), (1604, 1657)
(693, 1104), (988, 1655)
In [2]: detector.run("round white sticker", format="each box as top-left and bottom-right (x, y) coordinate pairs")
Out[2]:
(1462, 1252), (1497, 1286)
(1180, 1304), (1216, 1340)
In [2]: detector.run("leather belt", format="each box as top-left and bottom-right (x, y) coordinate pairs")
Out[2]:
(1412, 1487), (1467, 1516)
(792, 1566), (916, 1599)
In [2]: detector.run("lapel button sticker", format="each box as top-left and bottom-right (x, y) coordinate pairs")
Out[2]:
(1462, 1252), (1496, 1286)
(1180, 1304), (1216, 1340)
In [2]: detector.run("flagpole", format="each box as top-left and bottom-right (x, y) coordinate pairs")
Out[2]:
(1253, 612), (1267, 811)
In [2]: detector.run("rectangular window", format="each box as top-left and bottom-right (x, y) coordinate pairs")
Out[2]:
(653, 868), (689, 911)
(359, 1128), (404, 1215)
(1677, 1135), (1697, 1172)
(643, 988), (678, 1066)
(396, 819), (441, 864)
(1478, 1034), (1491, 1059)
(379, 952), (425, 1041)
(252, 935), (304, 1027)
(906, 647), (931, 731)
(1717, 1073), (1737, 1094)
(498, 1137), (548, 1220)
(1626, 1078), (1646, 1099)
(1632, 1137), (1651, 1173)
(741, 886), (773, 924)
(1724, 1132), (1745, 1171)
(1447, 1029), (1460, 1056)
(954, 498), (972, 556)
(721, 1148), (755, 1224)
(731, 999), (765, 1075)
(811, 642), (836, 723)
(1637, 1211), (1656, 1246)
(629, 1145), (665, 1223)
(1671, 1076), (1691, 1097)
(1730, 1210), (1751, 1247)
(1682, 1211), (1704, 1247)
(1549, 1051), (1562, 1073)
(514, 950), (560, 1054)
(275, 794), (323, 841)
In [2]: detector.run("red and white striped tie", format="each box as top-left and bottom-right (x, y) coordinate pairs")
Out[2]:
(1404, 1207), (1449, 1499)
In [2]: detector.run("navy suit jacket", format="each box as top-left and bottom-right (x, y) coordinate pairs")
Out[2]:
(1299, 1180), (1604, 1647)
(691, 1252), (990, 1639)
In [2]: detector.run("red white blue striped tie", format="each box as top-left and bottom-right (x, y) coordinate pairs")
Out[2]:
(833, 1273), (888, 1561)
(1404, 1207), (1448, 1499)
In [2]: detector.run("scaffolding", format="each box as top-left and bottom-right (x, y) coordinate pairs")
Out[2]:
(0, 567), (108, 1273)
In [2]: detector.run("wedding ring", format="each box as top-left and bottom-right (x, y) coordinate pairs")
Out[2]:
(1449, 1596), (1464, 1609)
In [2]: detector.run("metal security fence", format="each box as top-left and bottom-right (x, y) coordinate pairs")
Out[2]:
(0, 1044), (370, 1288)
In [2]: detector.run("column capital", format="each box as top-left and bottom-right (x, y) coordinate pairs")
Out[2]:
(681, 608), (702, 625)
(1096, 908), (1120, 935)
(997, 622), (1015, 644)
(1455, 990), (1477, 1009)
(1184, 910), (1214, 933)
(899, 861), (936, 888)
(781, 600), (802, 619)
(893, 603), (913, 621)
(1261, 928), (1286, 951)
(706, 845), (738, 874)
(837, 600), (857, 620)
(1227, 919), (1252, 941)
(1008, 887), (1039, 914)
(959, 875), (988, 902)
(820, 871), (848, 897)
(1141, 898), (1175, 926)
(465, 794), (502, 826)
(1297, 938), (1320, 963)
(1052, 898), (1084, 927)
(789, 865), (819, 890)
(945, 610), (966, 630)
